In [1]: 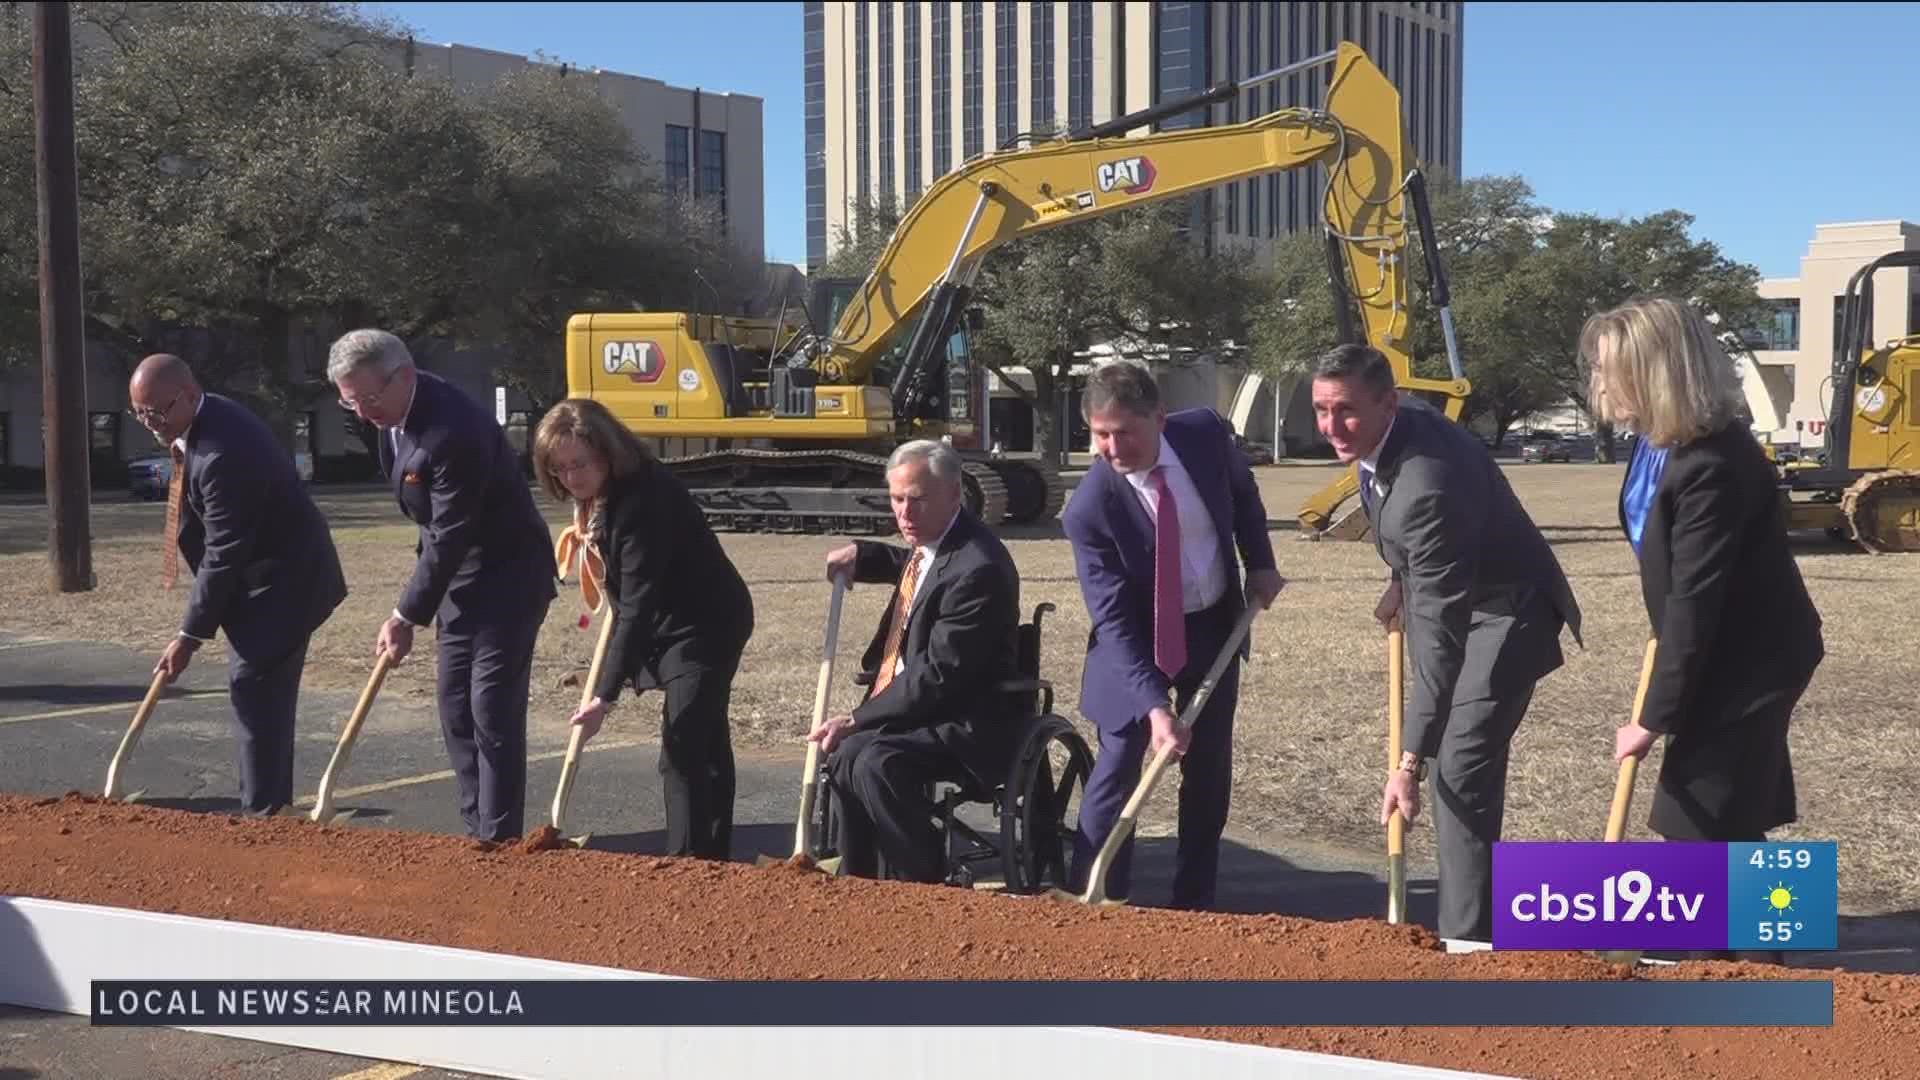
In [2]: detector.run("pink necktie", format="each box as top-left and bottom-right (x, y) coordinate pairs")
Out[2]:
(1151, 466), (1187, 679)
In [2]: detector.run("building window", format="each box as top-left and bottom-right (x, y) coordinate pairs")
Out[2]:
(963, 2), (983, 160)
(1439, 32), (1451, 169)
(698, 129), (727, 231)
(1245, 2), (1260, 239)
(995, 4), (1016, 146)
(878, 4), (894, 201)
(1068, 2), (1092, 131)
(1424, 26), (1435, 166)
(804, 1), (826, 269)
(905, 2), (921, 200)
(932, 2), (951, 177)
(1753, 299), (1801, 352)
(1225, 5), (1238, 235)
(1153, 1), (1208, 132)
(1030, 1), (1055, 133)
(665, 123), (690, 195)
(856, 3), (870, 204)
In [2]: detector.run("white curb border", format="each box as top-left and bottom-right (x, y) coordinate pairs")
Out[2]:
(1, 895), (1516, 1080)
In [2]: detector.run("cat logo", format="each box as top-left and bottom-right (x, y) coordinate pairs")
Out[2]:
(602, 340), (665, 383)
(1095, 156), (1156, 195)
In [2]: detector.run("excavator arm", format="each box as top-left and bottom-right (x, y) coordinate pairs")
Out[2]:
(799, 41), (1468, 534)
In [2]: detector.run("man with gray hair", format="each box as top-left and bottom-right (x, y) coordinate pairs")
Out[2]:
(809, 439), (1023, 883)
(329, 328), (557, 843)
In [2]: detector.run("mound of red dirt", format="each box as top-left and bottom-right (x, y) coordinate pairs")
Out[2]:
(1, 793), (1912, 1079)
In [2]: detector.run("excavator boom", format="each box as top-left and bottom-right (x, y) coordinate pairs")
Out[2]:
(806, 42), (1468, 533)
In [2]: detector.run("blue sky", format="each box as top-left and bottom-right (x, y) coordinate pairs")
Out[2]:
(369, 2), (1919, 279)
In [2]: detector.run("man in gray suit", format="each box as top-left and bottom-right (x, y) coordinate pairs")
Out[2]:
(1310, 343), (1582, 942)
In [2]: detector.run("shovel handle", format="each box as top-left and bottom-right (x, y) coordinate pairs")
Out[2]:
(309, 651), (395, 821)
(1080, 603), (1263, 903)
(553, 599), (619, 834)
(794, 575), (848, 858)
(1386, 621), (1406, 857)
(1604, 639), (1660, 842)
(104, 668), (169, 799)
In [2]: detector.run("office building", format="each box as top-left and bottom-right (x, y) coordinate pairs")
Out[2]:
(805, 1), (1464, 272)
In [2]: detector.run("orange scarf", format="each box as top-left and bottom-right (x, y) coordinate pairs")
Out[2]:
(554, 498), (606, 614)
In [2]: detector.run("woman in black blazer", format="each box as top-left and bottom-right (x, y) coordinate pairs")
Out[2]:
(1581, 297), (1824, 847)
(533, 398), (755, 860)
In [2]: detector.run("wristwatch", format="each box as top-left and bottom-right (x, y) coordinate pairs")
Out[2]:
(1397, 751), (1428, 782)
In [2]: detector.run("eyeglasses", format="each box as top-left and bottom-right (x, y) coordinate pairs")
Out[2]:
(128, 391), (182, 426)
(338, 369), (399, 412)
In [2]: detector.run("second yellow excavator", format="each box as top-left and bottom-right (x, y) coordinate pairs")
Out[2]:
(565, 41), (1470, 535)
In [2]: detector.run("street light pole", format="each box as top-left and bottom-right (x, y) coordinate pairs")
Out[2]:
(34, 0), (93, 592)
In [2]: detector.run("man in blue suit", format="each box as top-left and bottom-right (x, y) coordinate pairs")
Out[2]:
(1062, 361), (1284, 910)
(131, 353), (348, 816)
(327, 329), (557, 843)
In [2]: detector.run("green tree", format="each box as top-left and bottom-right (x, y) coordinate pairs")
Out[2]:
(818, 194), (903, 283)
(972, 199), (1257, 459)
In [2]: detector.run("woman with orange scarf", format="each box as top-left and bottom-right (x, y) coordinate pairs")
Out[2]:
(534, 398), (755, 860)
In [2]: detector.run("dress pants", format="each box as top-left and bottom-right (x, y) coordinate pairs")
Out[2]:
(1071, 598), (1240, 910)
(436, 600), (549, 843)
(226, 632), (313, 815)
(826, 722), (995, 884)
(657, 661), (741, 860)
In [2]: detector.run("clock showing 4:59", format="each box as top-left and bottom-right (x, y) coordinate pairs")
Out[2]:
(1726, 842), (1837, 951)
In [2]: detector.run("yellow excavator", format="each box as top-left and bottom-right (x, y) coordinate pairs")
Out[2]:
(1778, 249), (1920, 552)
(564, 41), (1469, 534)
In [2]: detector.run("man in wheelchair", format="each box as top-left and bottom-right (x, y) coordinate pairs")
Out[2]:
(808, 439), (1025, 884)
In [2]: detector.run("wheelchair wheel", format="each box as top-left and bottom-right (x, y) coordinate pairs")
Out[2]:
(804, 761), (839, 864)
(999, 714), (1092, 895)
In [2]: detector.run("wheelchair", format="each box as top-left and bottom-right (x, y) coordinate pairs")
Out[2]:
(805, 602), (1096, 895)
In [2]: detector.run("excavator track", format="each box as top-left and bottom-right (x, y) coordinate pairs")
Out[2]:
(978, 457), (1068, 525)
(663, 447), (1010, 535)
(1840, 469), (1920, 553)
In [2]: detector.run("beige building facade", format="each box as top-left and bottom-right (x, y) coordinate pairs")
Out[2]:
(1743, 220), (1920, 451)
(806, 1), (1464, 270)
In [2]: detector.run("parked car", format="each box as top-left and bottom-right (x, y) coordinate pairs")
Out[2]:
(126, 449), (313, 499)
(1521, 440), (1571, 464)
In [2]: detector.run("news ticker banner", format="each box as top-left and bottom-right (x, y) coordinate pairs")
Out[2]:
(90, 980), (1832, 1027)
(1492, 841), (1837, 952)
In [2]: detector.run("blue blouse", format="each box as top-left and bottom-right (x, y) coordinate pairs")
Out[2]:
(1623, 437), (1671, 557)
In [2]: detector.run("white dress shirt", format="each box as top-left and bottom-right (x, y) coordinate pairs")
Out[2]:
(1125, 435), (1227, 613)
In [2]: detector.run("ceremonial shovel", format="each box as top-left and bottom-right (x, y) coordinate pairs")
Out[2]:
(1050, 604), (1261, 908)
(756, 574), (847, 873)
(307, 651), (395, 825)
(103, 669), (170, 803)
(1599, 638), (1660, 967)
(1385, 617), (1409, 925)
(550, 598), (618, 848)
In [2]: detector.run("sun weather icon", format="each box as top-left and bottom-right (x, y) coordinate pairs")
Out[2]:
(1766, 881), (1797, 914)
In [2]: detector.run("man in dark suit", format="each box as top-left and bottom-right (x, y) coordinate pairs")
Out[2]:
(1062, 361), (1284, 911)
(130, 353), (347, 816)
(1310, 342), (1582, 943)
(809, 439), (1022, 883)
(327, 329), (557, 843)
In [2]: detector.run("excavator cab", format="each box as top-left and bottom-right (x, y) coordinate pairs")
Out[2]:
(1779, 249), (1920, 552)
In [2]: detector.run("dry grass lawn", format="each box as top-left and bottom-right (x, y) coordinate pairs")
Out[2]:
(2, 462), (1913, 914)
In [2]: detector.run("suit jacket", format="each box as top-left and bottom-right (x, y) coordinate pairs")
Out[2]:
(380, 371), (557, 629)
(1363, 397), (1582, 758)
(176, 393), (347, 661)
(1062, 408), (1277, 733)
(1624, 421), (1823, 736)
(849, 508), (1023, 755)
(591, 457), (755, 702)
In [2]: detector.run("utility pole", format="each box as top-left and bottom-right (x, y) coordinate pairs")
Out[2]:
(35, 0), (93, 592)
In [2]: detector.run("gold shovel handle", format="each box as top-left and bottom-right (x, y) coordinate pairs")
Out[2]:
(794, 575), (848, 859)
(552, 599), (619, 834)
(104, 668), (169, 799)
(1604, 639), (1660, 843)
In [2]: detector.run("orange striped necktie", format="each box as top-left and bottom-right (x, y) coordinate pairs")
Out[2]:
(160, 444), (186, 590)
(554, 497), (606, 615)
(869, 551), (924, 696)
